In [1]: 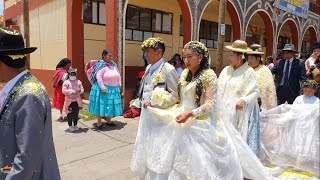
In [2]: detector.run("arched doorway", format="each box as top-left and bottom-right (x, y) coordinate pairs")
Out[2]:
(122, 0), (192, 109)
(301, 26), (318, 56)
(277, 19), (299, 53)
(246, 10), (274, 56)
(200, 0), (241, 67)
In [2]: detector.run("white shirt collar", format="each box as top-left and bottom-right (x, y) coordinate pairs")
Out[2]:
(3, 70), (27, 95)
(150, 58), (164, 72)
(286, 57), (294, 63)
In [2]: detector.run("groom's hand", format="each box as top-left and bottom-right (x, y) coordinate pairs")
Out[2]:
(143, 102), (152, 108)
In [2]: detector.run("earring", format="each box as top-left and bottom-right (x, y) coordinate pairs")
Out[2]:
(199, 61), (201, 64)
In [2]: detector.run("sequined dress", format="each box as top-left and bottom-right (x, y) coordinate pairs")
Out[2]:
(131, 69), (274, 180)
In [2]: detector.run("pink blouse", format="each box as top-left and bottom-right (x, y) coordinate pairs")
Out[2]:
(96, 66), (121, 90)
(62, 79), (84, 116)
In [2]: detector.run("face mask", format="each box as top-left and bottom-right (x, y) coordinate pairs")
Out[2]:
(69, 76), (77, 81)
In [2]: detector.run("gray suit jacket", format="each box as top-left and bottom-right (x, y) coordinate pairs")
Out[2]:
(0, 72), (60, 180)
(141, 62), (179, 108)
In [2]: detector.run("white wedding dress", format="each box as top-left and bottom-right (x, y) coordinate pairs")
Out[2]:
(259, 104), (320, 178)
(131, 69), (274, 180)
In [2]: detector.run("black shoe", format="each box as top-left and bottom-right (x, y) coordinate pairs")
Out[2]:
(57, 117), (63, 122)
(97, 124), (104, 129)
(106, 122), (116, 127)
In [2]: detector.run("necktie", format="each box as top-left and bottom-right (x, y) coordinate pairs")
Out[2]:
(283, 60), (290, 87)
(0, 90), (7, 110)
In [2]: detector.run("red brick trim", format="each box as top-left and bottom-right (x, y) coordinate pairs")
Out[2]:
(287, 20), (299, 49)
(227, 2), (241, 41)
(258, 11), (274, 56)
(66, 1), (88, 92)
(177, 0), (192, 45)
(105, 1), (118, 63)
(302, 26), (317, 53)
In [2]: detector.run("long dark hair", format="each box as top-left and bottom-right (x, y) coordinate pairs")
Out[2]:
(102, 49), (111, 59)
(56, 58), (71, 69)
(267, 56), (274, 64)
(178, 42), (210, 107)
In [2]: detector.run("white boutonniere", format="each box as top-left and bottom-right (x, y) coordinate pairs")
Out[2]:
(153, 72), (164, 85)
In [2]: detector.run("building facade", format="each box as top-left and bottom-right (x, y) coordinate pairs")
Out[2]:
(3, 0), (320, 109)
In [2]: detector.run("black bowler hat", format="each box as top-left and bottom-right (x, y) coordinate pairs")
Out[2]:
(313, 42), (320, 51)
(0, 27), (36, 56)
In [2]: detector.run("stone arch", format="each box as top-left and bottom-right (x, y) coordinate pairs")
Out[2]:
(200, 0), (241, 41)
(301, 25), (318, 54)
(277, 18), (299, 50)
(245, 9), (274, 56)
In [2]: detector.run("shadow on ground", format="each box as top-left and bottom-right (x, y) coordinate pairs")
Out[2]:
(91, 121), (127, 131)
(64, 128), (90, 134)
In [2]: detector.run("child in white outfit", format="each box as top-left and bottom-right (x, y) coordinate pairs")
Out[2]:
(293, 80), (319, 104)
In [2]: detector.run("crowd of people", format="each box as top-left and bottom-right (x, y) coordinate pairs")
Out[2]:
(0, 25), (319, 180)
(50, 36), (320, 179)
(130, 37), (319, 179)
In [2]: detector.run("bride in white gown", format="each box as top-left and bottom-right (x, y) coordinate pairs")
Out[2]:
(131, 41), (274, 180)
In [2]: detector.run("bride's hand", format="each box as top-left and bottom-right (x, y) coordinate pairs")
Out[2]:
(176, 112), (193, 123)
(236, 99), (245, 109)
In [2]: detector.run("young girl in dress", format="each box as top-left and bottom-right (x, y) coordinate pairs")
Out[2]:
(62, 68), (84, 132)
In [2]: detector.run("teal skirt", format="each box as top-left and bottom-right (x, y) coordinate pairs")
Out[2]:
(88, 83), (123, 117)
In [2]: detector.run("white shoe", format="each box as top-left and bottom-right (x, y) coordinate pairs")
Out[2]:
(69, 126), (75, 132)
(74, 125), (79, 131)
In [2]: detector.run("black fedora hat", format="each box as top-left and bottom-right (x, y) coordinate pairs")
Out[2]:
(282, 44), (299, 53)
(312, 42), (320, 51)
(0, 27), (36, 57)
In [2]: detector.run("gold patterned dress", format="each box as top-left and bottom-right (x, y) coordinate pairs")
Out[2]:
(131, 69), (274, 180)
(217, 62), (261, 153)
(254, 65), (277, 111)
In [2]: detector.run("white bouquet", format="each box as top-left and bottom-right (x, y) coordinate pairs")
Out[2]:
(150, 87), (170, 107)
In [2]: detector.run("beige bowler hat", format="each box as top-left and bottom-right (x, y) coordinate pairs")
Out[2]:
(247, 44), (265, 55)
(225, 40), (252, 53)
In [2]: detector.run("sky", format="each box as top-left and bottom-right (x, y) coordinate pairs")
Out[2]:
(0, 0), (3, 16)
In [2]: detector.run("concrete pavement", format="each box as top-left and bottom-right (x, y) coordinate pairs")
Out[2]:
(51, 108), (140, 180)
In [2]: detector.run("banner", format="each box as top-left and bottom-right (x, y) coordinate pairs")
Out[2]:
(273, 0), (309, 19)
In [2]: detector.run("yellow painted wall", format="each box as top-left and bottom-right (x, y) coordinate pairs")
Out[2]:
(201, 0), (232, 25)
(18, 0), (67, 70)
(4, 0), (17, 9)
(201, 0), (233, 67)
(84, 24), (106, 64)
(124, 0), (182, 66)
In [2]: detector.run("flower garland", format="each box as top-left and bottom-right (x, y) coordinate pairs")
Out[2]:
(141, 37), (165, 51)
(184, 41), (209, 59)
(303, 79), (318, 88)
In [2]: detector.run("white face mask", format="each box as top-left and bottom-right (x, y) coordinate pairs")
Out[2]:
(69, 76), (77, 81)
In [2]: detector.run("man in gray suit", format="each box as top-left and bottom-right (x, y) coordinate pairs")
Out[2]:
(132, 37), (179, 109)
(0, 27), (60, 179)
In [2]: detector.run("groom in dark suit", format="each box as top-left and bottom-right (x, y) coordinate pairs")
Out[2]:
(0, 27), (60, 179)
(272, 44), (307, 104)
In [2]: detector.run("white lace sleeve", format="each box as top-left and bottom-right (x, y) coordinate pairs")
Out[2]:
(192, 70), (217, 117)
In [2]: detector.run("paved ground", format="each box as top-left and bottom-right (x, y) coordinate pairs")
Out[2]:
(52, 108), (140, 180)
